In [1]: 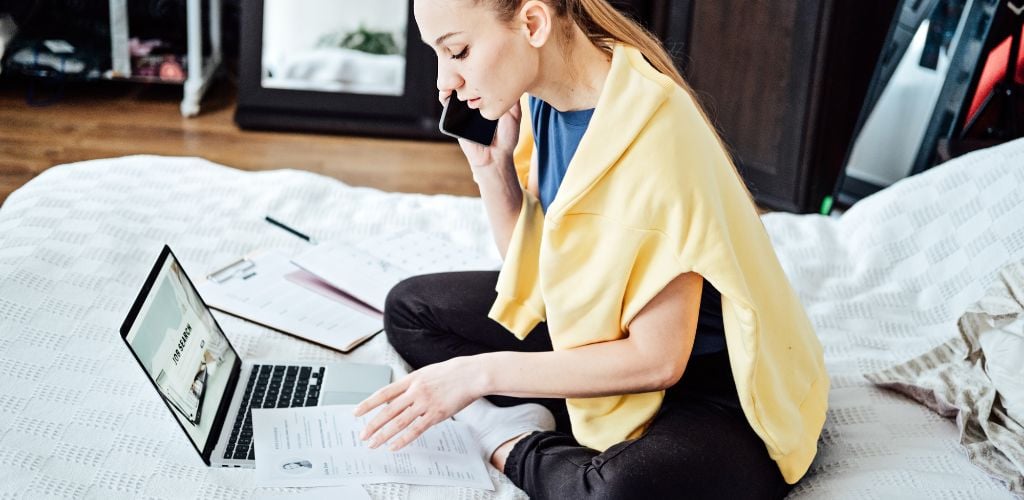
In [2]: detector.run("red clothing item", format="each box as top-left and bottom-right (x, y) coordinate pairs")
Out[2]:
(965, 25), (1024, 124)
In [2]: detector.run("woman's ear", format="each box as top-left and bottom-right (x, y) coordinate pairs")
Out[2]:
(518, 0), (553, 48)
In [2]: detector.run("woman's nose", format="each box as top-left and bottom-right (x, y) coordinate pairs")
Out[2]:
(436, 60), (464, 94)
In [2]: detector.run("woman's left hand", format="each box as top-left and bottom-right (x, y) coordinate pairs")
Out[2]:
(353, 356), (483, 451)
(457, 100), (522, 169)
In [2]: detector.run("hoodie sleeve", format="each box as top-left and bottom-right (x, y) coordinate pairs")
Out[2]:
(488, 191), (547, 339)
(487, 94), (547, 339)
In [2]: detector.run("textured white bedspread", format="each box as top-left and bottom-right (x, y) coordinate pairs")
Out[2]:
(1, 137), (1023, 499)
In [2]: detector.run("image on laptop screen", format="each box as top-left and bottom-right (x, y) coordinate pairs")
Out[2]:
(124, 253), (239, 451)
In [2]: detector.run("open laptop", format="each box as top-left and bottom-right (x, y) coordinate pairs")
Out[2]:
(119, 245), (392, 468)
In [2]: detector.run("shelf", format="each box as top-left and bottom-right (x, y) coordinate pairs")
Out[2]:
(108, 0), (221, 116)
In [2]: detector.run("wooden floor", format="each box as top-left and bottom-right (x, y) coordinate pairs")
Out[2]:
(0, 77), (474, 208)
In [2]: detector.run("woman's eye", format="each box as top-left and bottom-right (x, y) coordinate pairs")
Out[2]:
(451, 47), (469, 60)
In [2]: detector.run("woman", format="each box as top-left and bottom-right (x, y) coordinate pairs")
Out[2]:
(354, 0), (829, 498)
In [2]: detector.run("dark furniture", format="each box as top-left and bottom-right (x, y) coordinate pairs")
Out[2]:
(830, 0), (1023, 211)
(234, 0), (444, 140)
(228, 0), (897, 213)
(627, 0), (899, 213)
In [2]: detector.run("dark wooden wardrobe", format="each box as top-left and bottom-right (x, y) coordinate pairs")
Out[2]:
(614, 0), (900, 213)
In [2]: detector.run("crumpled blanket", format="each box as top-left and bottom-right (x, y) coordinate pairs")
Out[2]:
(867, 261), (1024, 495)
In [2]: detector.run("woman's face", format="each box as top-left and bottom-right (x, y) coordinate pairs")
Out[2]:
(414, 0), (540, 120)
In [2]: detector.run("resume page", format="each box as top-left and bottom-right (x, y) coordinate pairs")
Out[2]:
(251, 405), (493, 490)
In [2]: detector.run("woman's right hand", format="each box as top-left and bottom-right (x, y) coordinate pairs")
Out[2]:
(439, 90), (522, 170)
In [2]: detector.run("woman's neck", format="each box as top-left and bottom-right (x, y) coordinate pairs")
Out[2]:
(529, 24), (612, 112)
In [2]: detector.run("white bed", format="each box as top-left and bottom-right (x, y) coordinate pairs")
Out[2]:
(1, 138), (1022, 499)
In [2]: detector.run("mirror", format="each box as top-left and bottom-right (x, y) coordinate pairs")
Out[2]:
(236, 0), (443, 139)
(830, 0), (1022, 211)
(261, 0), (408, 96)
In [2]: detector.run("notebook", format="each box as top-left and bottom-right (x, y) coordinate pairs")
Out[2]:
(197, 249), (383, 353)
(290, 231), (501, 312)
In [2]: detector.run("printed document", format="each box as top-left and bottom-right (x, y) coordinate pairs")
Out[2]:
(251, 405), (493, 490)
(292, 231), (500, 312)
(198, 251), (382, 352)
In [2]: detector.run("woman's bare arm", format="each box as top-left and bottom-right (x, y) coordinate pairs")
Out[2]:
(474, 271), (703, 398)
(354, 272), (704, 451)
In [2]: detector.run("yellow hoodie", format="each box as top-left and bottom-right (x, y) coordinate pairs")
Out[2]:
(487, 44), (829, 483)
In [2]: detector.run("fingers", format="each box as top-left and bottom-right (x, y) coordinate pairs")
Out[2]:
(507, 99), (522, 121)
(438, 90), (452, 106)
(353, 379), (407, 417)
(352, 365), (469, 452)
(367, 403), (425, 450)
(387, 415), (435, 451)
(360, 394), (412, 442)
(457, 137), (482, 151)
(494, 101), (523, 152)
(357, 393), (441, 452)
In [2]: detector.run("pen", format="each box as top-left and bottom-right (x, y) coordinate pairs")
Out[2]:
(265, 216), (318, 244)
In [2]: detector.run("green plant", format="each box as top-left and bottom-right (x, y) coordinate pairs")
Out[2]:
(317, 26), (401, 55)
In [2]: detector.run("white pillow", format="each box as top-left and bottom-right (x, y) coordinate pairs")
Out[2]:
(979, 316), (1024, 426)
(866, 260), (1024, 495)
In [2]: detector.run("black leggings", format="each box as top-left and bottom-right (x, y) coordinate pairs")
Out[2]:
(384, 271), (792, 500)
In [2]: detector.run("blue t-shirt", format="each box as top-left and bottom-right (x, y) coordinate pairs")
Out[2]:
(528, 96), (726, 356)
(529, 96), (594, 213)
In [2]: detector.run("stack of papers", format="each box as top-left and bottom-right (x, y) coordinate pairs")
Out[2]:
(198, 231), (499, 353)
(252, 405), (493, 490)
(203, 230), (501, 490)
(292, 231), (500, 312)
(198, 251), (383, 352)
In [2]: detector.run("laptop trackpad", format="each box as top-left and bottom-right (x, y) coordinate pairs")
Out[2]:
(319, 362), (392, 406)
(320, 391), (371, 405)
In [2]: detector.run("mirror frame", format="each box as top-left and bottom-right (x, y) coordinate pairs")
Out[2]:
(829, 0), (1013, 212)
(235, 0), (445, 139)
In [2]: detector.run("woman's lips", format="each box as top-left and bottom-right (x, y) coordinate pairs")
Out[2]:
(467, 98), (482, 109)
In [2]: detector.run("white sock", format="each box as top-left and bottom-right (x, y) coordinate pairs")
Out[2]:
(454, 399), (556, 461)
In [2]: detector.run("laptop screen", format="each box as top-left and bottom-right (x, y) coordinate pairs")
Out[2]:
(122, 247), (240, 454)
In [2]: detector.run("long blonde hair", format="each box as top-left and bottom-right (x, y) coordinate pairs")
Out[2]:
(480, 0), (757, 206)
(482, 0), (694, 100)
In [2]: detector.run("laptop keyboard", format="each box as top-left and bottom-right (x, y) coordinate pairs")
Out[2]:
(224, 364), (324, 461)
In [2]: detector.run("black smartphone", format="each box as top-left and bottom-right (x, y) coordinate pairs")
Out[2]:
(439, 97), (499, 146)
